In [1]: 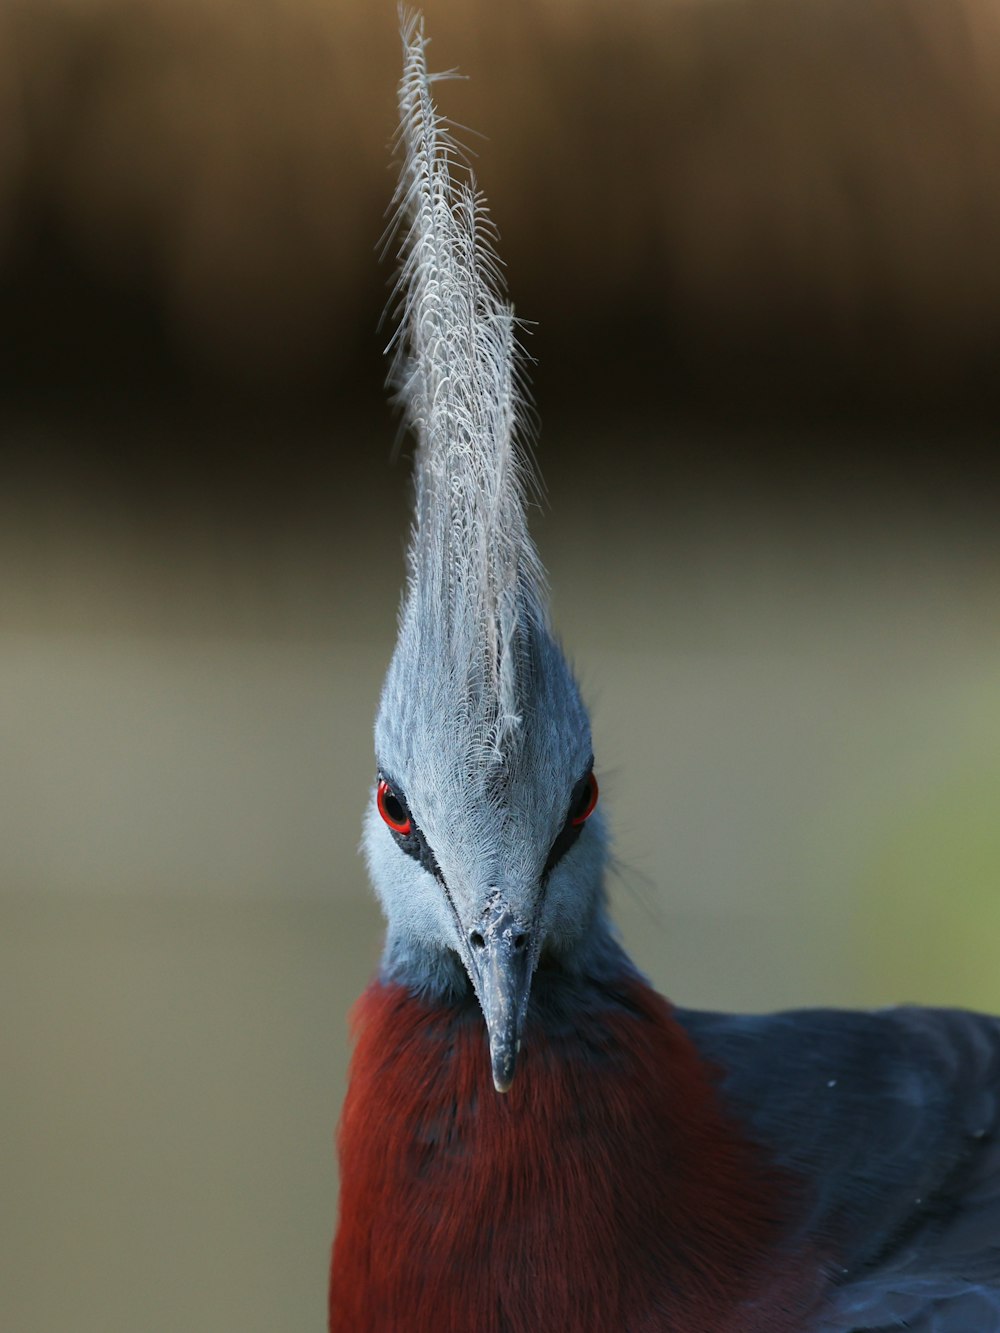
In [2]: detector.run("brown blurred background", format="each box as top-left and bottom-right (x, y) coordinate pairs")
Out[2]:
(4, 1), (1000, 1330)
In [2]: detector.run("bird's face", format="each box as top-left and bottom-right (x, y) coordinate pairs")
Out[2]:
(364, 629), (608, 1090)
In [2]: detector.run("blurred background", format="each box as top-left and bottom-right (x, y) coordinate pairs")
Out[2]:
(3, 0), (1000, 1329)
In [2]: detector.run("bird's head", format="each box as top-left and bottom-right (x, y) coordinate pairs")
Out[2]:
(366, 613), (608, 1092)
(362, 16), (610, 1093)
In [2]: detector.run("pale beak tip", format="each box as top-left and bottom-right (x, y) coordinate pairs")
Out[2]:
(490, 1043), (518, 1094)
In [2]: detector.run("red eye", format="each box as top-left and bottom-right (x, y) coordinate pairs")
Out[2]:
(571, 771), (599, 826)
(377, 779), (412, 835)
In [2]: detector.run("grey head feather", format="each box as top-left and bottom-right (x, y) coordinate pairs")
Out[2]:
(386, 11), (546, 764)
(367, 13), (617, 1011)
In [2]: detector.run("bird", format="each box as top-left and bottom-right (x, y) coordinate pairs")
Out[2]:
(329, 13), (1000, 1331)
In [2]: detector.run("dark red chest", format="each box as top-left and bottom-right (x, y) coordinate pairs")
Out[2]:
(330, 976), (820, 1332)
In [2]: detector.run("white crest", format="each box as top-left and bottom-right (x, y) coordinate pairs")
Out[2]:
(385, 11), (547, 765)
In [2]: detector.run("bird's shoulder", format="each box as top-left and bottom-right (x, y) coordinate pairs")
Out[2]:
(677, 1003), (1000, 1330)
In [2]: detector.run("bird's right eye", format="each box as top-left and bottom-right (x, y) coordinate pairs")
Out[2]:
(377, 779), (412, 835)
(571, 770), (599, 826)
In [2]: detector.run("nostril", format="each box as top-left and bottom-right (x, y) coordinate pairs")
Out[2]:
(469, 922), (530, 953)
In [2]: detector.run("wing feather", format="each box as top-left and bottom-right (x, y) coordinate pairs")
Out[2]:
(678, 1005), (1000, 1329)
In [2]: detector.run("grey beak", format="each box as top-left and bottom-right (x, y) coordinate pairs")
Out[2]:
(466, 903), (533, 1093)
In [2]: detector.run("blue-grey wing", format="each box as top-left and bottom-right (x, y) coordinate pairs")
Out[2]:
(819, 1283), (1000, 1331)
(677, 1005), (1000, 1330)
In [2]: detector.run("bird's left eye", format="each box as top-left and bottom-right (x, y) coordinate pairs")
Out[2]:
(571, 770), (599, 826)
(377, 779), (412, 835)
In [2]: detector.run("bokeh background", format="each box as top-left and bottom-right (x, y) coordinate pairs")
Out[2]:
(4, 1), (1000, 1329)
